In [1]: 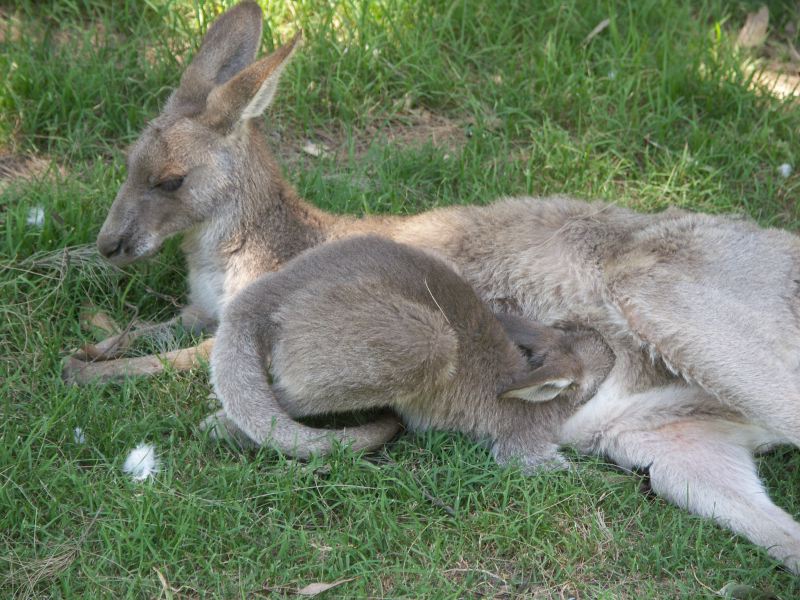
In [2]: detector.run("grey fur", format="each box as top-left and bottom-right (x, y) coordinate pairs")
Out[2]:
(209, 235), (612, 468)
(86, 1), (800, 572)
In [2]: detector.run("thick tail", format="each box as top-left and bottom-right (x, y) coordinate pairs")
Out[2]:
(210, 319), (401, 459)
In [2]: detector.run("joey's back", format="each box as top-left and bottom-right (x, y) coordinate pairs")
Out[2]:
(266, 236), (531, 426)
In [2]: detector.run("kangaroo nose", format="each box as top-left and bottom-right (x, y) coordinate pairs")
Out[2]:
(97, 236), (123, 259)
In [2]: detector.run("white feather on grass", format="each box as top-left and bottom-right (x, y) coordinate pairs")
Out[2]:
(778, 163), (793, 178)
(73, 427), (85, 444)
(26, 206), (45, 228)
(122, 443), (160, 481)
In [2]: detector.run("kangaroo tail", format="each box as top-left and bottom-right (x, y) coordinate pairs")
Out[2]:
(210, 319), (401, 459)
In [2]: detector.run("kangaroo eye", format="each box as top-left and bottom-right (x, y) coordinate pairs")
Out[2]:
(157, 176), (184, 192)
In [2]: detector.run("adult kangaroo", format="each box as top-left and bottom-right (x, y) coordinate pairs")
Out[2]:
(66, 1), (800, 572)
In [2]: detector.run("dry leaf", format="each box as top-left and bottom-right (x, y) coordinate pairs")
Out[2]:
(582, 18), (610, 46)
(745, 65), (800, 100)
(737, 6), (769, 49)
(296, 578), (354, 596)
(153, 568), (174, 600)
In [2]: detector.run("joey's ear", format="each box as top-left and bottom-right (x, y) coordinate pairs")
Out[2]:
(166, 1), (265, 115)
(200, 33), (301, 132)
(499, 365), (575, 403)
(494, 312), (561, 355)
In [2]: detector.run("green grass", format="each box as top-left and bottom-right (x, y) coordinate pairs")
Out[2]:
(2, 0), (800, 597)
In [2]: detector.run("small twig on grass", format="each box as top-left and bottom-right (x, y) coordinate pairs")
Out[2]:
(582, 18), (610, 46)
(443, 567), (510, 589)
(643, 134), (668, 153)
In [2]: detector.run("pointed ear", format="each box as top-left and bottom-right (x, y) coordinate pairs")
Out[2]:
(200, 33), (301, 132)
(166, 1), (265, 115)
(499, 365), (575, 403)
(494, 312), (562, 360)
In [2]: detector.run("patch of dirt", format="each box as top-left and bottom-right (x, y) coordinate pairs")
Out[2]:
(53, 21), (122, 52)
(274, 109), (470, 168)
(735, 5), (800, 103)
(441, 557), (519, 599)
(0, 7), (22, 44)
(0, 152), (65, 193)
(0, 7), (124, 51)
(350, 108), (468, 157)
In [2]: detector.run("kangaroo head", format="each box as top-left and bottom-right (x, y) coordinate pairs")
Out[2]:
(97, 1), (299, 265)
(497, 318), (614, 404)
(493, 312), (592, 403)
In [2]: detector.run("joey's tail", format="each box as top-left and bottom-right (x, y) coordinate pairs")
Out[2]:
(210, 320), (402, 459)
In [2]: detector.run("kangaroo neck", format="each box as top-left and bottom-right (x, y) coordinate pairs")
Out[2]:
(208, 136), (343, 265)
(182, 141), (344, 320)
(233, 175), (335, 269)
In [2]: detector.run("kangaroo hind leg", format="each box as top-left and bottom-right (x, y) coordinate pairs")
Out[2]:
(608, 419), (800, 573)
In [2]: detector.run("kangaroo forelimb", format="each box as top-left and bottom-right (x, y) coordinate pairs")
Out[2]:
(63, 338), (214, 384)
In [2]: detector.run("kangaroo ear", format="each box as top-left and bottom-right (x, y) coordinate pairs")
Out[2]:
(494, 312), (562, 361)
(166, 1), (264, 115)
(200, 33), (301, 132)
(499, 365), (575, 403)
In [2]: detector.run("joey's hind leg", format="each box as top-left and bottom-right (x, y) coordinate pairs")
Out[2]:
(491, 438), (569, 473)
(604, 420), (800, 573)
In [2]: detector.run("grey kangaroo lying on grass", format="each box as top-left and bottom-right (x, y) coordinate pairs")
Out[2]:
(206, 234), (613, 469)
(63, 1), (800, 572)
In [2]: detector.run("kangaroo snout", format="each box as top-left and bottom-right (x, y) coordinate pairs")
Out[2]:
(97, 233), (124, 260)
(96, 227), (142, 265)
(96, 227), (156, 265)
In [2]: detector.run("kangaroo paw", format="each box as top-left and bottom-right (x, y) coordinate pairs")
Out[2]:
(75, 308), (132, 361)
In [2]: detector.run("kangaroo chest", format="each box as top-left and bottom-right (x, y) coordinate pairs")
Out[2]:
(182, 228), (231, 322)
(187, 265), (226, 321)
(183, 228), (285, 322)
